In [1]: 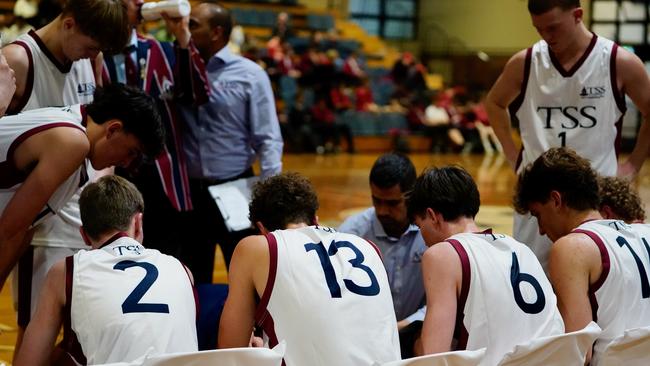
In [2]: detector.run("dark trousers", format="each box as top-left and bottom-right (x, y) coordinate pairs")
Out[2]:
(119, 164), (187, 260)
(180, 168), (256, 284)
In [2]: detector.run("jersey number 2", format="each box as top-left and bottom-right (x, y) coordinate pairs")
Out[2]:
(510, 252), (546, 314)
(113, 260), (170, 314)
(305, 240), (380, 298)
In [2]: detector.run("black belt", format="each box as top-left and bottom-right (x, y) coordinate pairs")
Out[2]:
(190, 167), (255, 190)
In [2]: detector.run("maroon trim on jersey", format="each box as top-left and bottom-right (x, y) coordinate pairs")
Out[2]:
(549, 33), (598, 77)
(181, 263), (200, 318)
(365, 239), (383, 260)
(97, 231), (129, 249)
(509, 47), (532, 116)
(254, 233), (279, 327)
(62, 255), (87, 364)
(614, 115), (624, 159)
(609, 44), (627, 114)
(573, 228), (610, 322)
(256, 310), (285, 366)
(0, 122), (86, 189)
(79, 105), (88, 127)
(8, 40), (34, 115)
(28, 29), (73, 73)
(514, 148), (524, 172)
(447, 239), (471, 350)
(17, 246), (34, 327)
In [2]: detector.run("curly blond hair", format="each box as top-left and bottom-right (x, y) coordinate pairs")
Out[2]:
(598, 176), (646, 223)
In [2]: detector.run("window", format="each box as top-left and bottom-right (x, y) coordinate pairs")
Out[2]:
(349, 0), (418, 40)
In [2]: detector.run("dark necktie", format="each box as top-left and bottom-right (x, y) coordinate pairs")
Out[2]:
(124, 45), (138, 87)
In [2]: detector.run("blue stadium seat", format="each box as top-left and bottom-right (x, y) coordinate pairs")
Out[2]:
(196, 284), (229, 350)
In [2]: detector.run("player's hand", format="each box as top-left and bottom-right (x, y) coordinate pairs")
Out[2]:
(0, 50), (16, 117)
(617, 160), (639, 180)
(249, 333), (264, 347)
(161, 11), (191, 49)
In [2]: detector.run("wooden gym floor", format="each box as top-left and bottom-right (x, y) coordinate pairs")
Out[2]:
(2, 152), (650, 364)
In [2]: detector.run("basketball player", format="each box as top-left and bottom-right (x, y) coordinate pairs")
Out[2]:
(3, 0), (129, 113)
(0, 84), (164, 291)
(485, 0), (650, 270)
(514, 147), (650, 364)
(219, 172), (401, 366)
(598, 175), (646, 223)
(408, 166), (563, 365)
(1, 0), (130, 335)
(14, 175), (197, 366)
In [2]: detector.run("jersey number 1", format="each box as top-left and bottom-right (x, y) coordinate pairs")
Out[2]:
(617, 236), (650, 298)
(113, 260), (170, 314)
(305, 240), (380, 298)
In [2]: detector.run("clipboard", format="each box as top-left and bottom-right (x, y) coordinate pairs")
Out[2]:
(207, 176), (259, 232)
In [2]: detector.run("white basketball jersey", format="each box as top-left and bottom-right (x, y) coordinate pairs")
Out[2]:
(512, 35), (624, 176)
(13, 29), (96, 112)
(255, 226), (400, 366)
(12, 29), (97, 249)
(446, 231), (564, 366)
(67, 234), (198, 365)
(572, 220), (650, 362)
(0, 105), (89, 227)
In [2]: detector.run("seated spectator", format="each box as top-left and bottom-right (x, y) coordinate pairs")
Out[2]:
(355, 77), (377, 112)
(271, 11), (294, 41)
(310, 95), (354, 153)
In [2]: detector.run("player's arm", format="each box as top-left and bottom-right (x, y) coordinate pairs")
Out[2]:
(0, 50), (16, 116)
(420, 242), (462, 355)
(218, 235), (268, 348)
(93, 52), (104, 87)
(2, 43), (29, 114)
(13, 259), (66, 366)
(485, 49), (527, 170)
(616, 48), (650, 178)
(0, 128), (89, 287)
(548, 233), (602, 364)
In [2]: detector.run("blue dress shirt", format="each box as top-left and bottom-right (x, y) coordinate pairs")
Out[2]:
(339, 207), (427, 322)
(180, 46), (283, 180)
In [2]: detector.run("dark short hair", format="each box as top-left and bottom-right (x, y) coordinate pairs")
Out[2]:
(598, 176), (646, 223)
(249, 172), (319, 232)
(369, 153), (416, 193)
(79, 175), (144, 240)
(86, 84), (165, 160)
(406, 166), (480, 221)
(61, 0), (130, 53)
(528, 0), (580, 15)
(201, 1), (233, 40)
(514, 147), (599, 214)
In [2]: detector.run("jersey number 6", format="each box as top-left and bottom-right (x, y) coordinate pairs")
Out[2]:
(510, 252), (546, 314)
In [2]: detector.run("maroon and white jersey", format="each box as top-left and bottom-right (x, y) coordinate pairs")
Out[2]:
(446, 231), (564, 366)
(66, 234), (198, 365)
(511, 34), (625, 176)
(255, 226), (400, 366)
(0, 105), (89, 227)
(573, 220), (650, 364)
(11, 29), (95, 113)
(511, 35), (625, 270)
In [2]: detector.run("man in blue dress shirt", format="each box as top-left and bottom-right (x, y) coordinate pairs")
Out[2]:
(338, 153), (427, 357)
(176, 2), (283, 283)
